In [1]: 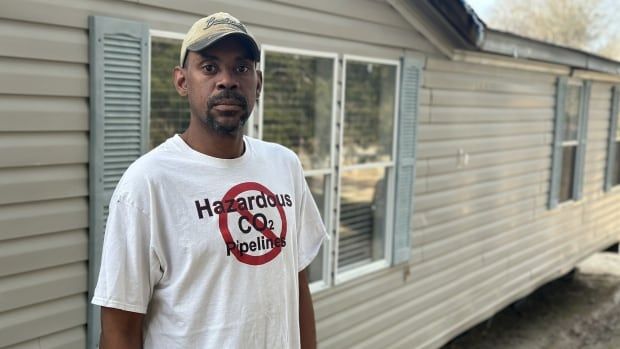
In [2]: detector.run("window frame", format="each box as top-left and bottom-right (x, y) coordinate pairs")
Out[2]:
(549, 78), (590, 208)
(258, 45), (340, 292)
(334, 55), (400, 284)
(605, 85), (620, 192)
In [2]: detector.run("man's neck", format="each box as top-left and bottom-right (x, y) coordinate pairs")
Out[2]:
(180, 122), (245, 159)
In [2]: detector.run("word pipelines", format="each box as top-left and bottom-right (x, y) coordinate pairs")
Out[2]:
(226, 236), (286, 256)
(195, 192), (293, 219)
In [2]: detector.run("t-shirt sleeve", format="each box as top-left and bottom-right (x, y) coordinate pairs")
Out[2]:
(91, 197), (163, 314)
(297, 177), (329, 272)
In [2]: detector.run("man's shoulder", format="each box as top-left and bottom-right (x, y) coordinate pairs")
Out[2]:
(247, 137), (300, 164)
(112, 138), (177, 202)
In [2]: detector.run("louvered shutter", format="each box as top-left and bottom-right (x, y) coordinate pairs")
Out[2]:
(88, 16), (149, 349)
(549, 77), (567, 209)
(573, 81), (591, 200)
(392, 53), (423, 265)
(605, 86), (620, 192)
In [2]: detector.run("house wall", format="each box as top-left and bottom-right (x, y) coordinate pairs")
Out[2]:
(0, 9), (90, 349)
(0, 0), (437, 347)
(0, 0), (619, 348)
(311, 57), (620, 349)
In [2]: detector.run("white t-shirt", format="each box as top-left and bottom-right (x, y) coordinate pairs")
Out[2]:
(92, 135), (327, 348)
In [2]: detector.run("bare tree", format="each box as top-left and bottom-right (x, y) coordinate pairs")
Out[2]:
(487, 0), (620, 60)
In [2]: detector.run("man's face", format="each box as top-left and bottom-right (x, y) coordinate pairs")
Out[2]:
(174, 37), (262, 136)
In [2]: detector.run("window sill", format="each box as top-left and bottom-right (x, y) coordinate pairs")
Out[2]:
(309, 280), (329, 294)
(335, 259), (390, 285)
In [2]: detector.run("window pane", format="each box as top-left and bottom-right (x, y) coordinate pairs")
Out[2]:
(559, 146), (577, 202)
(343, 61), (396, 165)
(305, 174), (327, 283)
(262, 52), (334, 170)
(563, 85), (582, 142)
(338, 167), (387, 270)
(614, 142), (620, 186)
(150, 38), (190, 149)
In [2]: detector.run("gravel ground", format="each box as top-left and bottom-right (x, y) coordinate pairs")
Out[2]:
(443, 252), (620, 349)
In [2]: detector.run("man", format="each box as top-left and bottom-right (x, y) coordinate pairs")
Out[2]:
(92, 12), (327, 348)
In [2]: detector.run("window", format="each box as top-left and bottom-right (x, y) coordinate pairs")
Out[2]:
(150, 35), (189, 148)
(259, 46), (337, 289)
(260, 49), (401, 286)
(337, 57), (398, 278)
(549, 78), (591, 208)
(605, 86), (620, 190)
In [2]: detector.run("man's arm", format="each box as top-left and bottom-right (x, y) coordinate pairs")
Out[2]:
(100, 306), (145, 349)
(299, 268), (317, 349)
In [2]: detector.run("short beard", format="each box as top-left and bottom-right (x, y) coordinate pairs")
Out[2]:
(204, 90), (250, 135)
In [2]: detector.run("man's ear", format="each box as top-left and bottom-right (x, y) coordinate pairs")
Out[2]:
(173, 66), (188, 97)
(256, 69), (263, 99)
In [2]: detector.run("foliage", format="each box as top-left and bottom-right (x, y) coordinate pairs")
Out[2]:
(150, 39), (190, 149)
(262, 52), (333, 170)
(487, 0), (620, 60)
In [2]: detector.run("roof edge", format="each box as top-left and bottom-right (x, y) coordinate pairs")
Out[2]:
(425, 0), (620, 75)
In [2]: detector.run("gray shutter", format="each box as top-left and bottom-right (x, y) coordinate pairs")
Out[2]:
(549, 77), (567, 209)
(392, 53), (423, 265)
(605, 85), (620, 192)
(573, 81), (591, 200)
(88, 16), (150, 349)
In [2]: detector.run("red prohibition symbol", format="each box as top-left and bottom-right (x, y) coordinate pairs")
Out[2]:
(219, 182), (288, 265)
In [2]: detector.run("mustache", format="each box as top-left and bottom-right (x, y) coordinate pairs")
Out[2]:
(207, 90), (248, 109)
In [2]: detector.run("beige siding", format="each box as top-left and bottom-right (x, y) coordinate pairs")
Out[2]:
(313, 58), (620, 349)
(0, 6), (90, 345)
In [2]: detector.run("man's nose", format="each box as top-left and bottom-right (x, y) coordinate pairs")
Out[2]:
(216, 69), (238, 90)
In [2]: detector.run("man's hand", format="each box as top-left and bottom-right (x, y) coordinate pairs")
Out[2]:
(299, 269), (317, 349)
(100, 306), (144, 349)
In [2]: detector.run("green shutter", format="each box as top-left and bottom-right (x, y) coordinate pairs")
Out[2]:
(88, 16), (150, 349)
(605, 85), (620, 192)
(392, 53), (423, 265)
(549, 77), (567, 209)
(573, 81), (591, 200)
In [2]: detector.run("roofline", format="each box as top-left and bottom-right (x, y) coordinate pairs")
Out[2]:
(421, 0), (620, 75)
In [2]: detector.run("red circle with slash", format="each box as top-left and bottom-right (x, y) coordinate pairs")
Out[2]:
(219, 182), (288, 265)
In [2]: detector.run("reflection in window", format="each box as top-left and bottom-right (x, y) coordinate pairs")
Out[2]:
(262, 52), (334, 170)
(150, 37), (190, 149)
(343, 61), (396, 165)
(563, 86), (581, 141)
(338, 168), (387, 270)
(261, 50), (336, 286)
(558, 84), (583, 204)
(559, 146), (576, 202)
(337, 59), (397, 273)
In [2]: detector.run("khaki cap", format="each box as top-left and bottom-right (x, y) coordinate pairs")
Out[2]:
(179, 12), (260, 66)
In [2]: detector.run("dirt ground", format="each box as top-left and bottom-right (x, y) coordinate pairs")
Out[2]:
(443, 252), (620, 349)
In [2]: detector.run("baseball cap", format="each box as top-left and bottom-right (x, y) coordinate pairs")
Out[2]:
(179, 12), (260, 66)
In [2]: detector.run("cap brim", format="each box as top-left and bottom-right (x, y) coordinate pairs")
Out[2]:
(187, 32), (260, 61)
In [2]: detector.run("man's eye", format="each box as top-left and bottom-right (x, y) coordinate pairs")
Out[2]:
(236, 65), (249, 73)
(202, 64), (216, 73)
